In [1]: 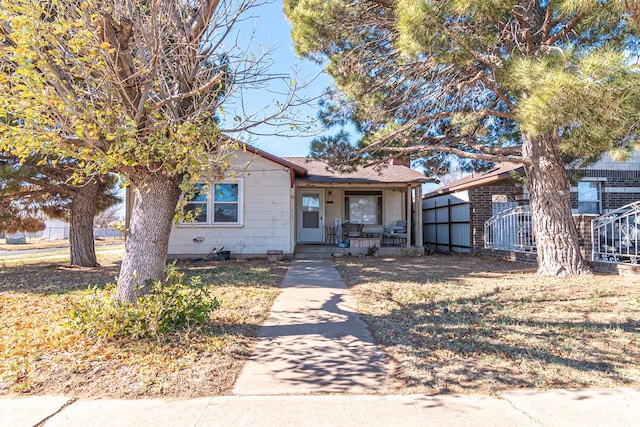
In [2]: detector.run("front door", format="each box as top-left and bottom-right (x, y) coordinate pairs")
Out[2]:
(298, 190), (324, 243)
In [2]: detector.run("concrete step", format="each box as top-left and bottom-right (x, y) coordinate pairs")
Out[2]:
(293, 245), (340, 259)
(294, 244), (417, 259)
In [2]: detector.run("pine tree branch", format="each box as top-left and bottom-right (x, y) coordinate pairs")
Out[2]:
(541, 3), (554, 41)
(380, 143), (530, 166)
(544, 13), (586, 47)
(365, 0), (393, 8)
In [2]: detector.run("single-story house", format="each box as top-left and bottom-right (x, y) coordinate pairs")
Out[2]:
(166, 146), (430, 258)
(422, 152), (640, 260)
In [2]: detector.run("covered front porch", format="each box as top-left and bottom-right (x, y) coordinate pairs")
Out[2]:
(283, 156), (431, 256)
(293, 183), (425, 250)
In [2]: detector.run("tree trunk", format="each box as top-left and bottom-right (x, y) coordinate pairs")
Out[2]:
(69, 182), (99, 267)
(116, 174), (182, 304)
(522, 132), (591, 276)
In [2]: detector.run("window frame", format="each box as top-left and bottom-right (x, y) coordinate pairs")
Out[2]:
(344, 190), (383, 225)
(180, 179), (243, 227)
(577, 180), (602, 215)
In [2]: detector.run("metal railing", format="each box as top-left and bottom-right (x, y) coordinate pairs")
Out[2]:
(591, 201), (640, 265)
(484, 205), (536, 253)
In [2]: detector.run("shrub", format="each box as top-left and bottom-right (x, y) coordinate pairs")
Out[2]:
(67, 264), (219, 340)
(366, 245), (379, 257)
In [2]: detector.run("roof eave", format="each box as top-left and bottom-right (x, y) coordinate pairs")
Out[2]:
(243, 144), (308, 176)
(295, 178), (432, 186)
(423, 167), (524, 198)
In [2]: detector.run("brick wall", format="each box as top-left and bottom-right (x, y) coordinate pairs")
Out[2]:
(484, 248), (538, 264)
(469, 184), (524, 253)
(573, 214), (598, 261)
(571, 169), (640, 212)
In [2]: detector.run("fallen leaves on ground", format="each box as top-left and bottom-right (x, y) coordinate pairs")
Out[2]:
(335, 254), (640, 395)
(0, 252), (285, 398)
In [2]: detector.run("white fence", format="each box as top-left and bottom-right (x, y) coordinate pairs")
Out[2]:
(591, 201), (640, 265)
(484, 206), (536, 253)
(4, 227), (124, 242)
(94, 228), (125, 238)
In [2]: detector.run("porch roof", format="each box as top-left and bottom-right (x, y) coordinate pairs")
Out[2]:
(283, 157), (431, 186)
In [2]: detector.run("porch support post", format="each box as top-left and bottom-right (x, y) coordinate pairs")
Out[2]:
(406, 185), (412, 248)
(415, 185), (423, 248)
(290, 186), (297, 254)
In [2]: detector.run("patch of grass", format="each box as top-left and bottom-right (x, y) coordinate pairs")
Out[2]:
(0, 237), (124, 252)
(0, 244), (125, 267)
(335, 254), (640, 395)
(0, 251), (285, 398)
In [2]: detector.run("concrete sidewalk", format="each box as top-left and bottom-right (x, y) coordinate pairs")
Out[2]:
(2, 388), (639, 426)
(2, 259), (639, 426)
(233, 259), (392, 395)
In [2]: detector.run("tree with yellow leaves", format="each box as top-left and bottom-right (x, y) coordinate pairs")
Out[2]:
(1, 0), (300, 302)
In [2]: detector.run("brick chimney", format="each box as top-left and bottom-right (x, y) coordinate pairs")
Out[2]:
(391, 158), (411, 168)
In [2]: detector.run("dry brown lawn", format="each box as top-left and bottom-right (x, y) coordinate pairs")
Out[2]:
(2, 248), (638, 398)
(335, 254), (640, 395)
(0, 250), (285, 398)
(0, 237), (124, 252)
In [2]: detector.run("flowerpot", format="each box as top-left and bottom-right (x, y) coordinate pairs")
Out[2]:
(266, 249), (283, 263)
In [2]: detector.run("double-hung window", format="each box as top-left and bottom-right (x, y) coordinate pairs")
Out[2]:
(212, 182), (240, 223)
(182, 180), (243, 225)
(577, 181), (602, 214)
(184, 183), (208, 223)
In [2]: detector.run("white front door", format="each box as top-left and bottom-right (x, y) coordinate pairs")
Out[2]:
(298, 190), (324, 243)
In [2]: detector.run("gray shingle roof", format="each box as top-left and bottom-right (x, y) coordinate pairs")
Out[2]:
(283, 157), (431, 185)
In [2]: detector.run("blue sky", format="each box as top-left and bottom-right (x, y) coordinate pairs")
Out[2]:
(219, 1), (439, 194)
(222, 1), (331, 157)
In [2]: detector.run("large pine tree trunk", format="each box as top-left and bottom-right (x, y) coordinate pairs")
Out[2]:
(69, 182), (99, 267)
(116, 174), (182, 304)
(522, 132), (591, 276)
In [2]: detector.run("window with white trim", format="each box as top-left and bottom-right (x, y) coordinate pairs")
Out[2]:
(182, 180), (243, 225)
(578, 181), (601, 214)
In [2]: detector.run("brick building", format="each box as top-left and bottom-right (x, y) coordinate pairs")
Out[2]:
(422, 152), (640, 264)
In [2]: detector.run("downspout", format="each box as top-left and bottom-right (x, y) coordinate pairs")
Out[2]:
(289, 167), (296, 254)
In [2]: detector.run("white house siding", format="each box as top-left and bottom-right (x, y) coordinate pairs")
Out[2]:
(167, 152), (294, 257)
(383, 188), (405, 225)
(583, 151), (640, 171)
(324, 189), (342, 228)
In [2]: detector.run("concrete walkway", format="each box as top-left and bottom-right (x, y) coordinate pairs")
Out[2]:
(233, 259), (392, 395)
(2, 259), (640, 426)
(3, 388), (639, 426)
